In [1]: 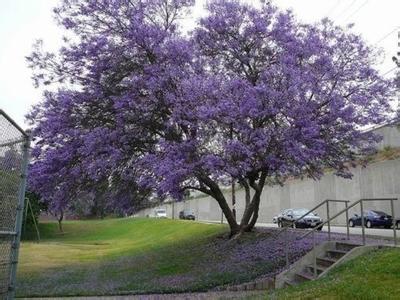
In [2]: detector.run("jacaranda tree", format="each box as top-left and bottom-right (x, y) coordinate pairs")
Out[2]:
(28, 0), (395, 236)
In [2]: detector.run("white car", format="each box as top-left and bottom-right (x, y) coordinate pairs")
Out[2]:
(154, 208), (167, 218)
(273, 209), (290, 224)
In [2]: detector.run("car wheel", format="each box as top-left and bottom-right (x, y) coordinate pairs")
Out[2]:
(396, 222), (400, 230)
(349, 220), (355, 227)
(317, 225), (323, 231)
(366, 220), (372, 228)
(278, 221), (281, 228)
(384, 225), (391, 229)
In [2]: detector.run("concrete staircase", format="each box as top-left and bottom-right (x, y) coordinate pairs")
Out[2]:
(275, 241), (364, 288)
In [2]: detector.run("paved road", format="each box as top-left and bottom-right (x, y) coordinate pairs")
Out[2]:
(201, 220), (398, 239)
(257, 222), (398, 239)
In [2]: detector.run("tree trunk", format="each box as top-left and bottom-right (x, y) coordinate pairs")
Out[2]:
(57, 210), (64, 233)
(241, 180), (251, 209)
(238, 173), (267, 234)
(215, 192), (240, 236)
(198, 173), (267, 237)
(231, 179), (236, 221)
(244, 192), (261, 232)
(93, 187), (106, 219)
(240, 199), (255, 228)
(198, 175), (240, 236)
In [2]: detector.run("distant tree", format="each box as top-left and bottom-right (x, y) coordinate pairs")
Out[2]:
(22, 191), (46, 239)
(28, 0), (395, 237)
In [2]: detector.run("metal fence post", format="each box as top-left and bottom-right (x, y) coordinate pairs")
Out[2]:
(391, 199), (397, 246)
(360, 200), (365, 245)
(345, 201), (350, 240)
(8, 134), (30, 299)
(28, 198), (40, 242)
(285, 229), (289, 267)
(326, 201), (331, 241)
(313, 230), (317, 278)
(23, 197), (29, 236)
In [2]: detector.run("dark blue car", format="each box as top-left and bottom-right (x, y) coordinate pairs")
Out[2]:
(348, 210), (393, 229)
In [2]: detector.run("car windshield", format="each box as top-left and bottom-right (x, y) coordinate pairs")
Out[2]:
(292, 208), (315, 217)
(371, 210), (386, 216)
(156, 209), (166, 213)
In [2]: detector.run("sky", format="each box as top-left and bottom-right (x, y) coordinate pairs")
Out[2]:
(0, 0), (399, 128)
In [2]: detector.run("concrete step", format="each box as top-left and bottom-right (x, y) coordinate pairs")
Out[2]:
(275, 241), (371, 289)
(316, 256), (337, 267)
(326, 249), (348, 259)
(306, 263), (328, 275)
(336, 242), (362, 252)
(295, 271), (315, 282)
(284, 279), (297, 287)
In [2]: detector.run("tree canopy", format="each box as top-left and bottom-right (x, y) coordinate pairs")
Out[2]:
(28, 0), (395, 236)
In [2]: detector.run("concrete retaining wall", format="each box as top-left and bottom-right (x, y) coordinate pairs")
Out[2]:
(136, 124), (400, 225)
(374, 123), (400, 149)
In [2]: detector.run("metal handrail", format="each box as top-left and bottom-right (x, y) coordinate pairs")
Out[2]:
(299, 199), (364, 240)
(281, 197), (398, 276)
(277, 198), (349, 267)
(292, 199), (349, 225)
(277, 199), (349, 237)
(299, 198), (397, 243)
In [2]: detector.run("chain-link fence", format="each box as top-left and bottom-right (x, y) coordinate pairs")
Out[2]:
(0, 110), (29, 300)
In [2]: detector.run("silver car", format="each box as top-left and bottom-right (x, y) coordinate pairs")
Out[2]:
(279, 208), (323, 230)
(273, 209), (290, 224)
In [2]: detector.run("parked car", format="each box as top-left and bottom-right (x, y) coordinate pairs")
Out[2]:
(154, 208), (167, 218)
(278, 208), (323, 230)
(179, 210), (195, 220)
(348, 210), (392, 228)
(273, 209), (290, 224)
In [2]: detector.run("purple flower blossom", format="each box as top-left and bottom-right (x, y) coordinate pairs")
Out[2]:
(27, 0), (395, 233)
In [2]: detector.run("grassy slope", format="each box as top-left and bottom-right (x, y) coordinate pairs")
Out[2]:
(271, 248), (400, 300)
(17, 218), (228, 297)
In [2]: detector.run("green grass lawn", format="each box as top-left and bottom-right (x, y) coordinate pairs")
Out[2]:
(269, 247), (400, 300)
(17, 218), (231, 297)
(18, 217), (298, 298)
(19, 218), (398, 298)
